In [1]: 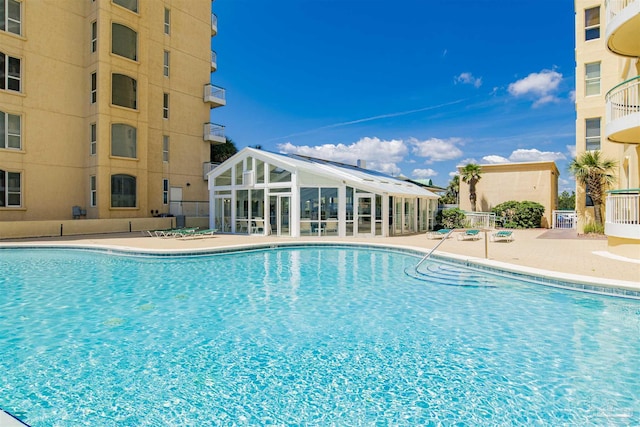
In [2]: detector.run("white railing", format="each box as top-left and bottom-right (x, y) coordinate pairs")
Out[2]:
(211, 13), (218, 33)
(204, 122), (225, 143)
(605, 190), (640, 239)
(464, 211), (496, 229)
(606, 0), (636, 22)
(552, 210), (577, 229)
(211, 51), (217, 69)
(203, 162), (221, 180)
(169, 201), (210, 218)
(606, 76), (640, 123)
(204, 84), (226, 105)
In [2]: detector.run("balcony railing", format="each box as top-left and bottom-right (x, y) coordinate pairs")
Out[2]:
(605, 76), (640, 143)
(211, 13), (218, 36)
(204, 84), (226, 107)
(607, 0), (637, 20)
(203, 162), (221, 180)
(606, 0), (640, 57)
(204, 122), (225, 144)
(605, 189), (640, 240)
(211, 50), (217, 71)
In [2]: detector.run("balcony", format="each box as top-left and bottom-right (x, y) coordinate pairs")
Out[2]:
(211, 13), (218, 36)
(606, 0), (640, 57)
(605, 189), (640, 240)
(204, 122), (225, 144)
(203, 162), (221, 180)
(605, 76), (640, 144)
(204, 84), (226, 108)
(211, 50), (217, 72)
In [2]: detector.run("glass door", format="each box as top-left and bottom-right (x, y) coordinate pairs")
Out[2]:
(354, 194), (373, 236)
(214, 197), (232, 232)
(269, 195), (290, 236)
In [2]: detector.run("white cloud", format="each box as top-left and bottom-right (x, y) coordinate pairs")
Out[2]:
(410, 137), (464, 162)
(456, 158), (478, 167)
(278, 137), (407, 176)
(412, 168), (438, 179)
(508, 148), (566, 162)
(455, 72), (482, 88)
(508, 69), (563, 106)
(448, 171), (459, 177)
(482, 155), (509, 164)
(566, 144), (576, 158)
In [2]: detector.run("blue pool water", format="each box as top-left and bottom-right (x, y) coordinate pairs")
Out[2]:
(0, 246), (639, 426)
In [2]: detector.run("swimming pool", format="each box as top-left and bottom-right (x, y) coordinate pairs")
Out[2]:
(1, 246), (639, 426)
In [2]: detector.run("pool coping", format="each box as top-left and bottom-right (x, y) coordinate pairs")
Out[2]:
(2, 240), (639, 299)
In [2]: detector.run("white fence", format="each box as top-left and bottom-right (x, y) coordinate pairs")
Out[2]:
(552, 210), (577, 229)
(464, 212), (496, 229)
(169, 201), (209, 218)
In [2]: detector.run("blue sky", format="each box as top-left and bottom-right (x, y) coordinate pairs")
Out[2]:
(210, 0), (577, 191)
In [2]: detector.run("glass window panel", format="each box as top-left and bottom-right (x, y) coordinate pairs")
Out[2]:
(7, 56), (19, 91)
(300, 187), (318, 220)
(112, 23), (137, 60)
(585, 62), (600, 96)
(7, 171), (20, 206)
(215, 168), (232, 186)
(111, 174), (136, 207)
(111, 123), (137, 158)
(163, 135), (169, 162)
(8, 0), (20, 35)
(255, 159), (265, 183)
(321, 188), (338, 220)
(90, 123), (97, 155)
(163, 51), (170, 77)
(269, 164), (291, 183)
(112, 73), (137, 109)
(113, 0), (138, 13)
(91, 21), (97, 53)
(235, 162), (244, 185)
(164, 8), (170, 34)
(585, 118), (601, 151)
(0, 113), (4, 148)
(7, 112), (19, 149)
(90, 175), (97, 207)
(585, 7), (599, 27)
(0, 54), (4, 90)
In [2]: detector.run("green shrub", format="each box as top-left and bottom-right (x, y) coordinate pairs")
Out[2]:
(583, 222), (604, 234)
(438, 208), (466, 229)
(492, 200), (545, 229)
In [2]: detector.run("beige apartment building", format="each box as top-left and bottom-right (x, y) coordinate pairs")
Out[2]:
(0, 0), (224, 225)
(574, 0), (640, 259)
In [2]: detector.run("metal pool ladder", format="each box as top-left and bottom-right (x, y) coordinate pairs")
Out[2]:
(413, 229), (455, 272)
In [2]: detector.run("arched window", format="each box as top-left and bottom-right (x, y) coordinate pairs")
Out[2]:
(112, 73), (137, 109)
(111, 123), (136, 158)
(112, 23), (137, 61)
(111, 174), (136, 207)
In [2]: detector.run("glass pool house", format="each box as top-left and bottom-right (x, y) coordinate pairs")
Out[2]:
(207, 148), (439, 237)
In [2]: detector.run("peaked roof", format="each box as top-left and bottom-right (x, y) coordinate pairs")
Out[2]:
(209, 148), (439, 198)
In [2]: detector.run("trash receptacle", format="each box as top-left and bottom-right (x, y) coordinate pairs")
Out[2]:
(176, 215), (186, 228)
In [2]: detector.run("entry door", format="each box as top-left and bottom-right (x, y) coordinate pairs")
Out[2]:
(269, 195), (290, 236)
(354, 194), (374, 236)
(169, 187), (183, 216)
(214, 197), (232, 232)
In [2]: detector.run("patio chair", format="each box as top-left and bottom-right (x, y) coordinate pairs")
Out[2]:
(457, 229), (481, 241)
(490, 230), (514, 242)
(426, 229), (452, 239)
(179, 228), (217, 239)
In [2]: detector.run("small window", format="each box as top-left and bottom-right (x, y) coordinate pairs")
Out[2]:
(111, 123), (137, 158)
(90, 175), (97, 207)
(112, 23), (137, 61)
(163, 50), (170, 77)
(585, 118), (601, 151)
(1, 0), (21, 36)
(112, 73), (137, 109)
(91, 21), (97, 53)
(163, 93), (169, 119)
(163, 178), (169, 204)
(585, 7), (600, 41)
(164, 8), (170, 35)
(0, 169), (21, 207)
(0, 52), (21, 92)
(90, 122), (97, 155)
(0, 110), (21, 150)
(585, 62), (600, 96)
(91, 72), (97, 104)
(113, 0), (138, 13)
(162, 135), (169, 162)
(111, 174), (136, 207)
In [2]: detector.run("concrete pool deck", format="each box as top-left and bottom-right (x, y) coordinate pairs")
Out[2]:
(2, 228), (638, 290)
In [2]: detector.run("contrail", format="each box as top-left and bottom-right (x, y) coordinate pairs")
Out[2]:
(265, 98), (468, 143)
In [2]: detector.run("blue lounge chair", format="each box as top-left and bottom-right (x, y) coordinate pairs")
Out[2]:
(491, 230), (514, 242)
(180, 228), (218, 238)
(458, 229), (481, 241)
(427, 229), (452, 239)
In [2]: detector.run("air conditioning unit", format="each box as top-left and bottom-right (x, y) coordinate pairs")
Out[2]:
(243, 170), (255, 186)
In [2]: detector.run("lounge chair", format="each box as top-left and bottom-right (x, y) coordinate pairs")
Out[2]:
(180, 228), (217, 239)
(427, 229), (452, 239)
(458, 229), (481, 241)
(491, 230), (514, 242)
(157, 227), (198, 238)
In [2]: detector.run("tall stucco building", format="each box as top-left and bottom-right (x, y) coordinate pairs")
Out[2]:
(574, 0), (639, 259)
(0, 0), (224, 222)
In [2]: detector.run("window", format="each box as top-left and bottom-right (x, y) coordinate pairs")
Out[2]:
(585, 62), (600, 96)
(0, 52), (20, 92)
(585, 118), (601, 151)
(111, 73), (137, 109)
(162, 135), (169, 162)
(163, 93), (169, 119)
(112, 23), (137, 61)
(164, 8), (170, 35)
(113, 0), (137, 13)
(90, 175), (97, 207)
(0, 169), (21, 207)
(163, 178), (169, 204)
(0, 0), (21, 35)
(111, 174), (136, 207)
(585, 7), (600, 41)
(91, 72), (97, 104)
(91, 21), (97, 53)
(0, 110), (20, 150)
(111, 123), (137, 158)
(163, 50), (170, 77)
(90, 123), (97, 155)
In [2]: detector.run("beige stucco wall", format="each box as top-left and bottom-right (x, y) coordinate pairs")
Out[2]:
(458, 162), (559, 228)
(0, 0), (216, 222)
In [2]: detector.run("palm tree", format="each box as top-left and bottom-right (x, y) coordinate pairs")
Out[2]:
(569, 150), (617, 227)
(210, 137), (238, 163)
(460, 163), (482, 211)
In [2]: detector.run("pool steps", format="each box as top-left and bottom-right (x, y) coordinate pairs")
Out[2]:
(0, 409), (30, 427)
